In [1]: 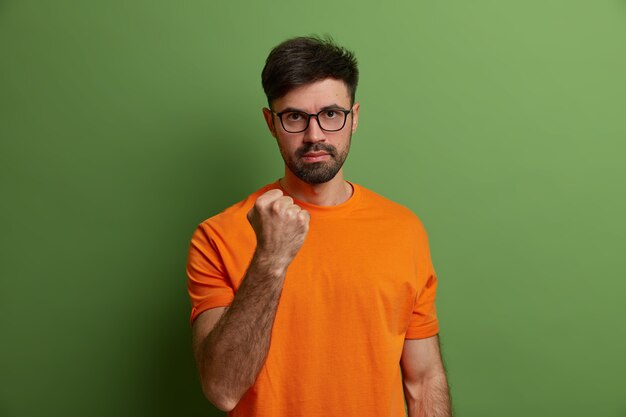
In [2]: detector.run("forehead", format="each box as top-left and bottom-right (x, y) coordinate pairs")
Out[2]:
(272, 78), (351, 111)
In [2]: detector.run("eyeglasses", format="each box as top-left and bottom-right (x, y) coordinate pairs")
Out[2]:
(272, 108), (352, 133)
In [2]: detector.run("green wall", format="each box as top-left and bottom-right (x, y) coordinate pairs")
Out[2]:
(1, 1), (625, 416)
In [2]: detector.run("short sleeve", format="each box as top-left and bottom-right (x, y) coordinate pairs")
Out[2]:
(405, 273), (439, 339)
(405, 222), (440, 339)
(186, 222), (235, 324)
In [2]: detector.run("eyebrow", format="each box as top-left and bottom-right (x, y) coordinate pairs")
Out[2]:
(275, 104), (350, 113)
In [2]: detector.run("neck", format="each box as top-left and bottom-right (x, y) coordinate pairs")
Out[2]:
(280, 169), (353, 206)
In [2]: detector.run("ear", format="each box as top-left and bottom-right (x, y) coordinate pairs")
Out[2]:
(262, 107), (277, 138)
(350, 102), (360, 134)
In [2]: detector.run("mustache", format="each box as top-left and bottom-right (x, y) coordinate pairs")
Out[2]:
(296, 143), (337, 158)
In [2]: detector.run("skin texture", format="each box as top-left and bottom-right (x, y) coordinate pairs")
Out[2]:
(192, 78), (452, 414)
(401, 336), (452, 417)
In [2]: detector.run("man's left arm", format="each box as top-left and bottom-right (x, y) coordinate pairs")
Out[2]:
(401, 335), (452, 417)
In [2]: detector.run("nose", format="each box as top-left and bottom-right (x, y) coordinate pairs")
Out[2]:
(303, 115), (326, 143)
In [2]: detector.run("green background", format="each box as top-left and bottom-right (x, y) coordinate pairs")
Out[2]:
(1, 1), (625, 416)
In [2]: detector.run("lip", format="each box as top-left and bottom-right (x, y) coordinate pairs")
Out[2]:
(301, 152), (331, 162)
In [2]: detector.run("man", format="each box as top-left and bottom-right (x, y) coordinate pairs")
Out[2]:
(187, 36), (452, 416)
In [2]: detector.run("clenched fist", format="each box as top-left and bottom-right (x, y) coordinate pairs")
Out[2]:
(247, 189), (310, 269)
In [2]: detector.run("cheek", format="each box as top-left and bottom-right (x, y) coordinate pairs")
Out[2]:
(334, 135), (352, 151)
(276, 137), (299, 155)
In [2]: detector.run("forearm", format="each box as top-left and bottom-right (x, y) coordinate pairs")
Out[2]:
(404, 371), (452, 417)
(197, 251), (287, 410)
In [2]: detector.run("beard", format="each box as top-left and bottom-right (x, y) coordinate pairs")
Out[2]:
(279, 137), (351, 185)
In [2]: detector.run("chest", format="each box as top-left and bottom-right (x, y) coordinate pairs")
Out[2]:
(277, 217), (420, 336)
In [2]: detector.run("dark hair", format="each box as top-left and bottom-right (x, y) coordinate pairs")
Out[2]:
(261, 35), (359, 106)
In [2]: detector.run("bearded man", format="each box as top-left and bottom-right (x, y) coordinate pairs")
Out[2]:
(187, 36), (452, 417)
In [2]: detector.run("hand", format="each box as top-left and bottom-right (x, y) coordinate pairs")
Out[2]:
(247, 189), (310, 268)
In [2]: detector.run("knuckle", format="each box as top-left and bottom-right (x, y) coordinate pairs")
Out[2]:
(266, 189), (283, 200)
(257, 189), (282, 206)
(254, 197), (266, 210)
(271, 200), (282, 213)
(297, 212), (310, 227)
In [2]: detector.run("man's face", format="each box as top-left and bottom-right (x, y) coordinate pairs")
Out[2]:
(263, 78), (359, 184)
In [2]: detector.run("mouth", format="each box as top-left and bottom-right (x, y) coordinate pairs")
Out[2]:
(301, 151), (331, 163)
(297, 143), (337, 163)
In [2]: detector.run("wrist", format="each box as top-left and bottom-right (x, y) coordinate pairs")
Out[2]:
(251, 249), (290, 278)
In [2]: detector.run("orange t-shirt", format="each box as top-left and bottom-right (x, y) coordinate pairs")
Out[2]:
(187, 181), (439, 416)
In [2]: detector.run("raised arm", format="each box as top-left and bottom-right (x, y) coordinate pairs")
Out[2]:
(401, 335), (452, 417)
(191, 189), (309, 412)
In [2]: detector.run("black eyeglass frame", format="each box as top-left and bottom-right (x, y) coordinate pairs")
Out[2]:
(271, 108), (353, 133)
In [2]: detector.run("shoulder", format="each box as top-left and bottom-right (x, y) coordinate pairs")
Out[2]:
(355, 184), (427, 231)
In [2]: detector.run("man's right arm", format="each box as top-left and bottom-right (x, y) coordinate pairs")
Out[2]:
(191, 190), (309, 412)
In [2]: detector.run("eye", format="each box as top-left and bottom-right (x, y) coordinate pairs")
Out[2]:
(323, 110), (337, 119)
(285, 112), (305, 121)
